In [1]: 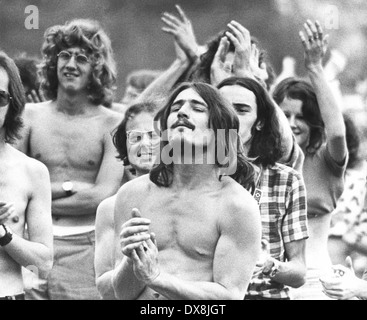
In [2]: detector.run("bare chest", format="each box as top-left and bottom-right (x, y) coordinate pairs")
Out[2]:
(29, 114), (105, 172)
(138, 191), (222, 259)
(0, 164), (29, 227)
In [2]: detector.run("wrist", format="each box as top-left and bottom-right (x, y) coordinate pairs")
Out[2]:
(145, 270), (161, 287)
(306, 64), (324, 75)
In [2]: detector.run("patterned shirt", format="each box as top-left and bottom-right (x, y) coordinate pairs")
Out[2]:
(246, 163), (309, 300)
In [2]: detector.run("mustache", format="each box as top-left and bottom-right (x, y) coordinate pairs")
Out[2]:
(171, 118), (196, 130)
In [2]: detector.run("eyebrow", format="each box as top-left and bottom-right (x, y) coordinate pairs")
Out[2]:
(171, 99), (208, 108)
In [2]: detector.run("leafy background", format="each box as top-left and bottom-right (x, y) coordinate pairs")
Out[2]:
(1, 0), (366, 101)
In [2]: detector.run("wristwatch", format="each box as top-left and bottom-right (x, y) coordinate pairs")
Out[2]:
(0, 224), (13, 247)
(62, 180), (74, 197)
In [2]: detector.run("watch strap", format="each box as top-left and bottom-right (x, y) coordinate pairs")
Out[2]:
(0, 224), (13, 247)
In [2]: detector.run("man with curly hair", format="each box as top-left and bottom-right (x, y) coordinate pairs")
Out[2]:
(16, 19), (124, 300)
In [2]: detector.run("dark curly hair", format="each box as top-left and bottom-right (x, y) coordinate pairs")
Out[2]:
(150, 82), (255, 191)
(0, 51), (26, 144)
(272, 77), (325, 155)
(217, 77), (283, 167)
(112, 101), (160, 166)
(40, 19), (117, 106)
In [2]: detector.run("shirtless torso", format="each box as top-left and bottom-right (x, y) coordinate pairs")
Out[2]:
(0, 145), (53, 296)
(17, 100), (124, 227)
(113, 173), (261, 300)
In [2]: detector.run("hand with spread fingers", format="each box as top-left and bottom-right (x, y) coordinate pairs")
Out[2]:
(210, 36), (232, 86)
(225, 20), (253, 79)
(161, 4), (200, 62)
(119, 208), (152, 259)
(299, 19), (329, 71)
(26, 89), (47, 104)
(131, 232), (160, 285)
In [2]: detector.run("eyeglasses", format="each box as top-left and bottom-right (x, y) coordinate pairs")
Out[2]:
(126, 130), (160, 146)
(57, 50), (90, 65)
(0, 90), (12, 108)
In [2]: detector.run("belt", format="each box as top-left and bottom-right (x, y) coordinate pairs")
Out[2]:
(0, 293), (25, 300)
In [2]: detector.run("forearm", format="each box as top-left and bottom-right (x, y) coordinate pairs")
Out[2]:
(4, 234), (53, 277)
(307, 65), (345, 137)
(136, 58), (190, 103)
(274, 102), (294, 163)
(148, 272), (239, 300)
(96, 270), (116, 300)
(271, 260), (306, 288)
(52, 186), (116, 216)
(112, 258), (146, 300)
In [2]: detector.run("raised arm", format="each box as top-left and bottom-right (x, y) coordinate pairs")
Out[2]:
(300, 20), (347, 163)
(136, 5), (200, 103)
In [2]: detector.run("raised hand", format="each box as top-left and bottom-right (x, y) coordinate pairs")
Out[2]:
(161, 4), (200, 62)
(299, 20), (329, 71)
(119, 208), (151, 259)
(210, 36), (232, 86)
(225, 20), (252, 78)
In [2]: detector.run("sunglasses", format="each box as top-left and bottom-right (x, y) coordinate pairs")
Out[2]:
(57, 50), (90, 65)
(0, 90), (11, 108)
(126, 130), (160, 146)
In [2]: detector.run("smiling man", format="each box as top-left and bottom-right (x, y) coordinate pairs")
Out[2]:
(16, 19), (124, 300)
(111, 82), (261, 300)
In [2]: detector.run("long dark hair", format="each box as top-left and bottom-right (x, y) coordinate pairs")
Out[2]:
(150, 82), (255, 191)
(0, 51), (26, 144)
(273, 77), (325, 155)
(40, 19), (116, 106)
(217, 77), (283, 167)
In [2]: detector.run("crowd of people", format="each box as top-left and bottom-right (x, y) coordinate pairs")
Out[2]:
(1, 4), (367, 300)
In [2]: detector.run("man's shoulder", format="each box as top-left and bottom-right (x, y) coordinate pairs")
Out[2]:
(23, 100), (53, 118)
(9, 146), (49, 177)
(98, 105), (124, 122)
(221, 177), (258, 212)
(116, 174), (152, 197)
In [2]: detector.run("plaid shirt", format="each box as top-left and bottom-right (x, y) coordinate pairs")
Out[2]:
(246, 163), (308, 300)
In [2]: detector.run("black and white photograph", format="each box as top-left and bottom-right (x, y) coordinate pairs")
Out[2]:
(0, 0), (367, 307)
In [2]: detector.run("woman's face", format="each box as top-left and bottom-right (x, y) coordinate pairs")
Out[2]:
(219, 85), (258, 153)
(125, 112), (160, 175)
(279, 97), (310, 150)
